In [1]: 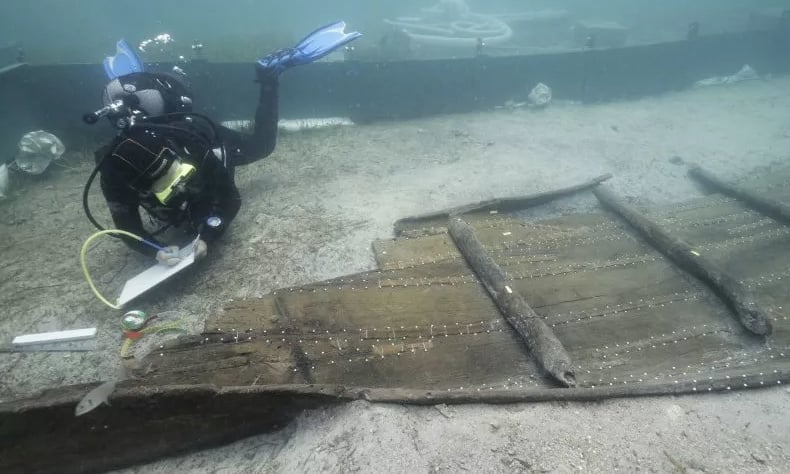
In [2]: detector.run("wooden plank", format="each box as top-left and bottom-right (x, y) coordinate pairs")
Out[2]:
(4, 361), (790, 474)
(137, 173), (789, 398)
(135, 335), (299, 387)
(734, 164), (790, 200)
(372, 233), (461, 270)
(196, 282), (552, 390)
(0, 384), (338, 474)
(573, 330), (742, 387)
(689, 165), (790, 225)
(640, 193), (790, 353)
(184, 197), (785, 395)
(393, 174), (612, 236)
(448, 216), (575, 386)
(594, 186), (772, 336)
(376, 213), (628, 270)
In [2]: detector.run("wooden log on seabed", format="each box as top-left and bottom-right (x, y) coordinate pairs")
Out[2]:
(394, 173), (613, 235)
(0, 383), (339, 474)
(447, 217), (576, 386)
(593, 186), (772, 336)
(3, 368), (789, 473)
(688, 165), (790, 225)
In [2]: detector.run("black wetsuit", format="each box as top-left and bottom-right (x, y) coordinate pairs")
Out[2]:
(95, 77), (279, 256)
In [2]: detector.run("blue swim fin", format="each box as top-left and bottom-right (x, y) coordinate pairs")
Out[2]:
(257, 21), (362, 75)
(103, 39), (144, 80)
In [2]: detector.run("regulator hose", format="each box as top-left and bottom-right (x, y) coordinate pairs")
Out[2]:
(81, 229), (165, 309)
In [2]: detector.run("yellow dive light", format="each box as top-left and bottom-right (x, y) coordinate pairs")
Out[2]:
(151, 159), (196, 204)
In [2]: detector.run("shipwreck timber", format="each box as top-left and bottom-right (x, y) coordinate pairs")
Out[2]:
(2, 164), (790, 474)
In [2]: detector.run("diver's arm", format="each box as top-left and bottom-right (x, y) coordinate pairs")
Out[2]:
(217, 76), (279, 166)
(198, 157), (242, 244)
(99, 177), (162, 257)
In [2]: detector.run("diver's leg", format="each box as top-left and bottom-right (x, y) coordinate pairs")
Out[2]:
(221, 22), (362, 166)
(250, 76), (279, 158)
(218, 76), (279, 167)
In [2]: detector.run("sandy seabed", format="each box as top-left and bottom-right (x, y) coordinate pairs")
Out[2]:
(1, 75), (790, 473)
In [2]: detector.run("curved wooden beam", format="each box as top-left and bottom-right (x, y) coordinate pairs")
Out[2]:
(593, 185), (772, 336)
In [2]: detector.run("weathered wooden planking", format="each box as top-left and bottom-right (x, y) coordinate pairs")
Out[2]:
(595, 186), (773, 335)
(376, 213), (629, 271)
(162, 282), (556, 390)
(202, 211), (740, 388)
(448, 216), (576, 386)
(731, 163), (790, 204)
(6, 361), (790, 474)
(141, 167), (790, 395)
(641, 192), (790, 345)
(392, 174), (612, 236)
(375, 212), (529, 268)
(0, 383), (340, 474)
(135, 334), (300, 387)
(689, 166), (790, 225)
(5, 168), (790, 474)
(198, 195), (784, 389)
(393, 209), (525, 239)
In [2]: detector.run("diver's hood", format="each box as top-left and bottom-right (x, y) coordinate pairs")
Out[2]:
(102, 72), (193, 127)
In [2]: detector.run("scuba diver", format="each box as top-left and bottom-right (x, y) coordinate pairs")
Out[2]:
(83, 22), (361, 266)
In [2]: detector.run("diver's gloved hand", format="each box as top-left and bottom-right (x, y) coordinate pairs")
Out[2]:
(155, 246), (182, 266)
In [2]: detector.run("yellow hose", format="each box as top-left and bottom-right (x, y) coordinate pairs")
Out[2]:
(80, 229), (154, 309)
